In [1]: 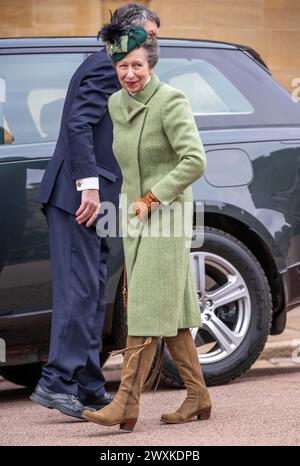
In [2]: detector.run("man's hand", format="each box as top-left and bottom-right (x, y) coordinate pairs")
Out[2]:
(76, 189), (100, 227)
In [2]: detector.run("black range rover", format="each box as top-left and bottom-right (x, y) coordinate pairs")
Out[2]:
(0, 37), (300, 388)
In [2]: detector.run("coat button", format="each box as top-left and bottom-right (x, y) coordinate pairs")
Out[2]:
(127, 105), (133, 113)
(76, 181), (81, 188)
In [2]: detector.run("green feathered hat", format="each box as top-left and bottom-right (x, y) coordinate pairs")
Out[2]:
(99, 23), (148, 62)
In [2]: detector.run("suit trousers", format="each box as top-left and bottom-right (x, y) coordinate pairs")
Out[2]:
(39, 204), (108, 403)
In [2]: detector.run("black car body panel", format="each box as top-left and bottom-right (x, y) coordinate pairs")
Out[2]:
(1, 37), (300, 368)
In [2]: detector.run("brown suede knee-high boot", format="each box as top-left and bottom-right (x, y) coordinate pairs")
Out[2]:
(82, 336), (157, 432)
(160, 329), (212, 424)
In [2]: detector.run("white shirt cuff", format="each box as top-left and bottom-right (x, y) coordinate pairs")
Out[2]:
(76, 177), (99, 191)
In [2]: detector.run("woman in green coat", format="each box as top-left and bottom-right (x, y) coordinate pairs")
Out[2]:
(83, 21), (212, 432)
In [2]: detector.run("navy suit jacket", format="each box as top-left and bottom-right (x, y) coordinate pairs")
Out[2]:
(37, 49), (121, 215)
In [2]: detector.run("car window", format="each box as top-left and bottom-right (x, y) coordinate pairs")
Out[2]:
(0, 53), (83, 146)
(158, 47), (300, 129)
(156, 58), (254, 116)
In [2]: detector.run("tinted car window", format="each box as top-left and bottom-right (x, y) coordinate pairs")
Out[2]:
(156, 58), (254, 116)
(158, 47), (300, 129)
(0, 53), (83, 146)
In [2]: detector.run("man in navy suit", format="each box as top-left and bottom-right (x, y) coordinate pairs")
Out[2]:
(30, 4), (160, 419)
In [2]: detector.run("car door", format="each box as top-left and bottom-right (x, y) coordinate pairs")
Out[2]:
(0, 50), (84, 347)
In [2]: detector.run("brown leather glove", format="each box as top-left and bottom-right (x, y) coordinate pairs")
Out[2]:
(134, 191), (160, 222)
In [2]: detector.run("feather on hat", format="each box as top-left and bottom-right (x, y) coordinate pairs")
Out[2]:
(99, 17), (148, 62)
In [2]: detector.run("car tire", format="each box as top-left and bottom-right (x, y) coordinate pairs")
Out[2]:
(0, 351), (114, 389)
(0, 363), (44, 389)
(159, 226), (273, 387)
(110, 274), (128, 351)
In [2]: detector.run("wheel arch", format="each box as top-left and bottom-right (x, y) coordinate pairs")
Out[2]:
(200, 211), (286, 333)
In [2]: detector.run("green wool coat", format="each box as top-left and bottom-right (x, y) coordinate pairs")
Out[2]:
(108, 74), (207, 336)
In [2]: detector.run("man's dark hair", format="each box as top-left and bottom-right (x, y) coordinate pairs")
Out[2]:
(111, 3), (160, 27)
(97, 3), (160, 40)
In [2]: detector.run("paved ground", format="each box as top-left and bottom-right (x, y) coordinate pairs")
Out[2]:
(0, 365), (299, 446)
(0, 307), (299, 446)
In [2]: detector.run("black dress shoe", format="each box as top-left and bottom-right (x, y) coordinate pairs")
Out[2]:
(30, 383), (85, 419)
(84, 392), (114, 410)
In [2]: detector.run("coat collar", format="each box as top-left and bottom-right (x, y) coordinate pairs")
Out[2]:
(121, 74), (160, 122)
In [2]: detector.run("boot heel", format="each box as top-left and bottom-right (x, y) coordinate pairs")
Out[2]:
(120, 419), (137, 432)
(197, 408), (211, 420)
